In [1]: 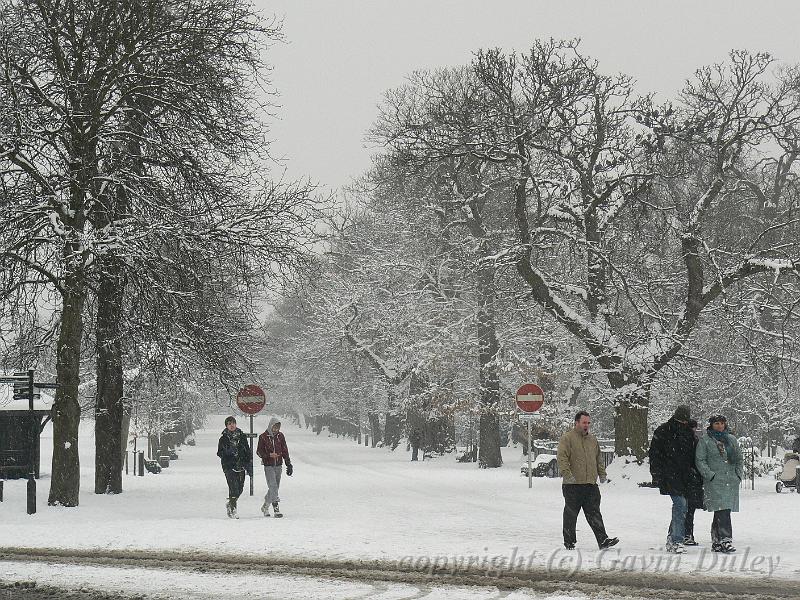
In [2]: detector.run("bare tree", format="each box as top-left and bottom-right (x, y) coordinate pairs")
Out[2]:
(370, 41), (800, 457)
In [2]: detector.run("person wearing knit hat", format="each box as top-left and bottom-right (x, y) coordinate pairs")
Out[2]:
(673, 405), (691, 423)
(695, 414), (743, 553)
(648, 405), (697, 553)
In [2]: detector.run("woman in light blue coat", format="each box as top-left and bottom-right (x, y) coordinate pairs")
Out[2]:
(695, 414), (743, 553)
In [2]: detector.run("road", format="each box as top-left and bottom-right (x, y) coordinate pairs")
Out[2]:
(1, 546), (797, 599)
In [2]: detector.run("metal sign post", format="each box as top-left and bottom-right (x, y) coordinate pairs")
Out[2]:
(527, 419), (533, 489)
(516, 383), (545, 490)
(236, 385), (267, 497)
(249, 414), (255, 497)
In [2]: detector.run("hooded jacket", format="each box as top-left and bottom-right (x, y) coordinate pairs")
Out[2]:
(257, 417), (291, 467)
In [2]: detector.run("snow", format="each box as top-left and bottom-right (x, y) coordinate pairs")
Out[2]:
(1, 416), (798, 596)
(2, 561), (581, 599)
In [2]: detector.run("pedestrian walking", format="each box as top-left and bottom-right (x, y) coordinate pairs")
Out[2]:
(683, 419), (704, 546)
(257, 417), (293, 517)
(217, 416), (253, 519)
(556, 410), (619, 550)
(695, 414), (743, 553)
(648, 404), (696, 553)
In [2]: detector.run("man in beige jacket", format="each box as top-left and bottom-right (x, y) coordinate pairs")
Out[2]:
(557, 411), (619, 550)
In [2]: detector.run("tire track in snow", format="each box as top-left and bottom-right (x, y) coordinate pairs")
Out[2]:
(0, 546), (796, 599)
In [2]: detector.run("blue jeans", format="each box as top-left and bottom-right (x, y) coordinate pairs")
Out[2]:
(668, 495), (688, 544)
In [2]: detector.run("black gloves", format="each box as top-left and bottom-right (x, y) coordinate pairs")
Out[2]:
(286, 463), (293, 476)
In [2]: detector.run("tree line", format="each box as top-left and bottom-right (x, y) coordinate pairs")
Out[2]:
(264, 41), (800, 465)
(0, 0), (321, 505)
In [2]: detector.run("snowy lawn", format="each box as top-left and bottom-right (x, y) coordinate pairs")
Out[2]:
(1, 415), (796, 583)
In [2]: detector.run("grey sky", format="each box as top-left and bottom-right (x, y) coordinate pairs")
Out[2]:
(259, 1), (800, 194)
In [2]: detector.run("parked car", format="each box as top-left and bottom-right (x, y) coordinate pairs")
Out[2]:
(521, 453), (560, 478)
(143, 459), (162, 474)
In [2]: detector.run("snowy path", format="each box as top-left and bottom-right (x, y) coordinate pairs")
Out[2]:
(1, 547), (798, 599)
(1, 414), (799, 598)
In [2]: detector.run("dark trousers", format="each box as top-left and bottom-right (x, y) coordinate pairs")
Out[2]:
(562, 484), (608, 546)
(711, 509), (733, 543)
(685, 507), (696, 538)
(224, 468), (246, 505)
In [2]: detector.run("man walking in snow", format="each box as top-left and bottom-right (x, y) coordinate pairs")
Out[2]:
(648, 404), (696, 553)
(217, 416), (253, 519)
(557, 411), (619, 550)
(257, 417), (293, 517)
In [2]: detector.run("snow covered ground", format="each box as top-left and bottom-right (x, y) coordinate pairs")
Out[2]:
(1, 415), (798, 598)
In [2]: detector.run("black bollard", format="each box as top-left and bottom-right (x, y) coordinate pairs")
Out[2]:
(138, 451), (145, 477)
(125, 451), (128, 475)
(27, 473), (36, 515)
(0, 480), (4, 502)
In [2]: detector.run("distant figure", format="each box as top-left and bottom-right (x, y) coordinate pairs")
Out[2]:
(648, 404), (695, 553)
(216, 416), (253, 519)
(695, 414), (743, 553)
(557, 411), (618, 550)
(683, 419), (704, 546)
(257, 417), (293, 517)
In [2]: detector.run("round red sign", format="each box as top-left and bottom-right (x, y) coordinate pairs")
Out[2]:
(236, 384), (266, 415)
(516, 383), (544, 413)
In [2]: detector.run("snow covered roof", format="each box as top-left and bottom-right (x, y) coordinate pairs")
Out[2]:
(0, 384), (54, 412)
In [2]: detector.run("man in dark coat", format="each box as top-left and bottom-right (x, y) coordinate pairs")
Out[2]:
(648, 405), (695, 553)
(217, 416), (253, 519)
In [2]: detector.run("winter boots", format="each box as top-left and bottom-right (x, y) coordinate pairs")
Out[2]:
(683, 535), (698, 546)
(712, 541), (736, 553)
(665, 537), (686, 553)
(261, 502), (270, 517)
(226, 497), (239, 519)
(272, 502), (283, 518)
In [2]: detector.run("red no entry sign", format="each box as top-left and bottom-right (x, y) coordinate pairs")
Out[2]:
(516, 383), (544, 413)
(236, 385), (266, 415)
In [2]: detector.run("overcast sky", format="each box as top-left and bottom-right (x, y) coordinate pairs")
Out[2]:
(258, 1), (800, 194)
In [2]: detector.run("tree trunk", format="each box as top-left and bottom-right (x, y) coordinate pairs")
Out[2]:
(612, 382), (650, 459)
(479, 413), (502, 468)
(384, 387), (403, 451)
(94, 255), (127, 494)
(120, 411), (131, 465)
(476, 254), (502, 468)
(368, 412), (381, 447)
(48, 271), (86, 506)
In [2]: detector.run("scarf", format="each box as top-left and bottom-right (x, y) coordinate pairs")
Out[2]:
(223, 428), (242, 447)
(709, 429), (731, 456)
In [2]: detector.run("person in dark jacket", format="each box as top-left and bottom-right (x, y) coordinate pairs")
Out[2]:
(648, 405), (695, 553)
(683, 419), (704, 545)
(256, 417), (293, 517)
(217, 416), (253, 519)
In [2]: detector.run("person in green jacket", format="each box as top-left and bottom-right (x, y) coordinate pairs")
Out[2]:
(695, 414), (743, 554)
